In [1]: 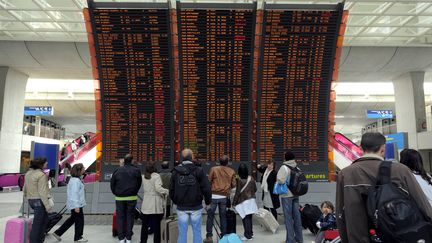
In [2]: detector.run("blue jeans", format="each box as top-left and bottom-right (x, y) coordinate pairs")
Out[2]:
(206, 198), (227, 237)
(28, 199), (49, 243)
(177, 208), (203, 243)
(282, 197), (303, 243)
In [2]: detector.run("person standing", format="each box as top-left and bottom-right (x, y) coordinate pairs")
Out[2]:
(260, 160), (280, 220)
(52, 163), (88, 242)
(205, 155), (236, 241)
(24, 157), (52, 243)
(110, 154), (142, 243)
(400, 149), (432, 206)
(169, 149), (211, 243)
(159, 161), (172, 216)
(336, 133), (432, 243)
(140, 162), (168, 243)
(232, 163), (258, 241)
(277, 151), (303, 243)
(64, 163), (72, 184)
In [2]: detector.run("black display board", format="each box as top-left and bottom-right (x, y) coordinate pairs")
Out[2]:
(258, 4), (343, 180)
(88, 2), (173, 174)
(178, 3), (255, 165)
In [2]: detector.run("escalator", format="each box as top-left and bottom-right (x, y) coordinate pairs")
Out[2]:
(60, 132), (101, 171)
(331, 132), (363, 170)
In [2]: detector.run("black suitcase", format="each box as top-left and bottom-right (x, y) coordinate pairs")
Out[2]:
(300, 204), (321, 235)
(226, 208), (236, 234)
(45, 205), (67, 234)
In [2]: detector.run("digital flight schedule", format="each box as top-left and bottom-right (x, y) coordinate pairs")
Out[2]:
(86, 1), (345, 180)
(179, 5), (255, 163)
(88, 5), (173, 165)
(258, 5), (343, 179)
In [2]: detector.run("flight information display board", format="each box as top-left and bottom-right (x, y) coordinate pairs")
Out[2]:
(179, 4), (255, 164)
(88, 4), (173, 166)
(258, 5), (342, 180)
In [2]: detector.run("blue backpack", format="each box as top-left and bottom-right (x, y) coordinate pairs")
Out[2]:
(218, 233), (242, 243)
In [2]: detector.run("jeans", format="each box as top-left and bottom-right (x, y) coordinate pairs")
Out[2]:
(28, 199), (49, 243)
(282, 197), (303, 243)
(177, 208), (203, 243)
(116, 200), (137, 241)
(54, 208), (84, 241)
(242, 214), (253, 239)
(206, 198), (227, 237)
(264, 206), (278, 220)
(140, 214), (162, 243)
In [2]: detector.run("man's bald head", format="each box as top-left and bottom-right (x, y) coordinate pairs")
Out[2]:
(181, 149), (193, 161)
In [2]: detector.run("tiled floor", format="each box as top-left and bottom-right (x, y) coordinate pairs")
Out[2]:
(0, 191), (315, 243)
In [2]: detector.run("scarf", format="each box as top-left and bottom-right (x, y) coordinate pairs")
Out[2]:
(261, 168), (272, 193)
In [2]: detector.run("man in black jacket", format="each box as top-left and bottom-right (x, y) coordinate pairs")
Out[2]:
(110, 154), (142, 243)
(170, 149), (211, 243)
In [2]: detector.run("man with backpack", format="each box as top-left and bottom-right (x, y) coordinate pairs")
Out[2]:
(170, 149), (211, 243)
(277, 151), (305, 243)
(336, 132), (432, 243)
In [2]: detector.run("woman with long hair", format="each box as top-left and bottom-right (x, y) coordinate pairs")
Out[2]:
(232, 163), (258, 241)
(140, 162), (168, 243)
(400, 149), (432, 206)
(24, 157), (52, 243)
(52, 163), (88, 242)
(258, 160), (280, 219)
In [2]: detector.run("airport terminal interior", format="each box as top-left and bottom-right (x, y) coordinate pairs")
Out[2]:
(1, 0), (432, 242)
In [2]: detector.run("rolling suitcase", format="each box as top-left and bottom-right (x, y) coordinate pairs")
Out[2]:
(45, 205), (67, 234)
(112, 212), (118, 237)
(4, 198), (32, 243)
(161, 196), (178, 243)
(254, 208), (279, 233)
(226, 208), (237, 234)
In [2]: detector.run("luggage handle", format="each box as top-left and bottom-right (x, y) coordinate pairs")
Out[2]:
(22, 196), (30, 219)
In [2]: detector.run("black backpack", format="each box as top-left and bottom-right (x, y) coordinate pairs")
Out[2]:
(366, 161), (432, 243)
(286, 165), (308, 196)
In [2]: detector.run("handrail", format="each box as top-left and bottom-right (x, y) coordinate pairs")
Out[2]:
(60, 133), (101, 169)
(331, 133), (362, 162)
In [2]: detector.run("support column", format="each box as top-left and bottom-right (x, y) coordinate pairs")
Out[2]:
(0, 67), (28, 173)
(392, 71), (426, 149)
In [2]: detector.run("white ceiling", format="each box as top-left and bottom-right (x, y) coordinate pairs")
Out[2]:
(1, 0), (432, 46)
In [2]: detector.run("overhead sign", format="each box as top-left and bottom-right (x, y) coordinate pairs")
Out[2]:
(385, 132), (408, 150)
(24, 106), (54, 116)
(366, 110), (393, 119)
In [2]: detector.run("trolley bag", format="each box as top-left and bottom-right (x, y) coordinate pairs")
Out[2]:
(45, 205), (67, 234)
(254, 208), (279, 233)
(161, 196), (178, 243)
(300, 204), (321, 234)
(226, 208), (237, 234)
(112, 212), (118, 237)
(4, 198), (32, 243)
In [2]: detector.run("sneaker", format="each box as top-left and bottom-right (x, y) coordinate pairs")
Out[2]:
(51, 232), (61, 241)
(126, 240), (131, 243)
(240, 236), (252, 241)
(205, 236), (213, 242)
(119, 240), (125, 243)
(74, 238), (88, 242)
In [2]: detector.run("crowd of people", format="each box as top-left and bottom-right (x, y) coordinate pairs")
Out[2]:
(22, 132), (432, 243)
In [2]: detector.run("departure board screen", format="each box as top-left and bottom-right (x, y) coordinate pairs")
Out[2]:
(89, 6), (173, 165)
(179, 5), (254, 164)
(258, 6), (342, 180)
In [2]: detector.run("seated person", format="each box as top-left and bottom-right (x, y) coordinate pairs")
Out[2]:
(315, 201), (337, 243)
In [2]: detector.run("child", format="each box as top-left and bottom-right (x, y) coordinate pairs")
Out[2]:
(315, 201), (337, 243)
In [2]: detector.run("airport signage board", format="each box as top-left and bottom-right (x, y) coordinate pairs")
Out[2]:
(24, 106), (54, 116)
(366, 110), (393, 119)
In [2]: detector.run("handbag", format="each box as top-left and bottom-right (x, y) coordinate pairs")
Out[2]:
(273, 166), (289, 195)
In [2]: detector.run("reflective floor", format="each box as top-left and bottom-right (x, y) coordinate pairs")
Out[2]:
(0, 191), (315, 243)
